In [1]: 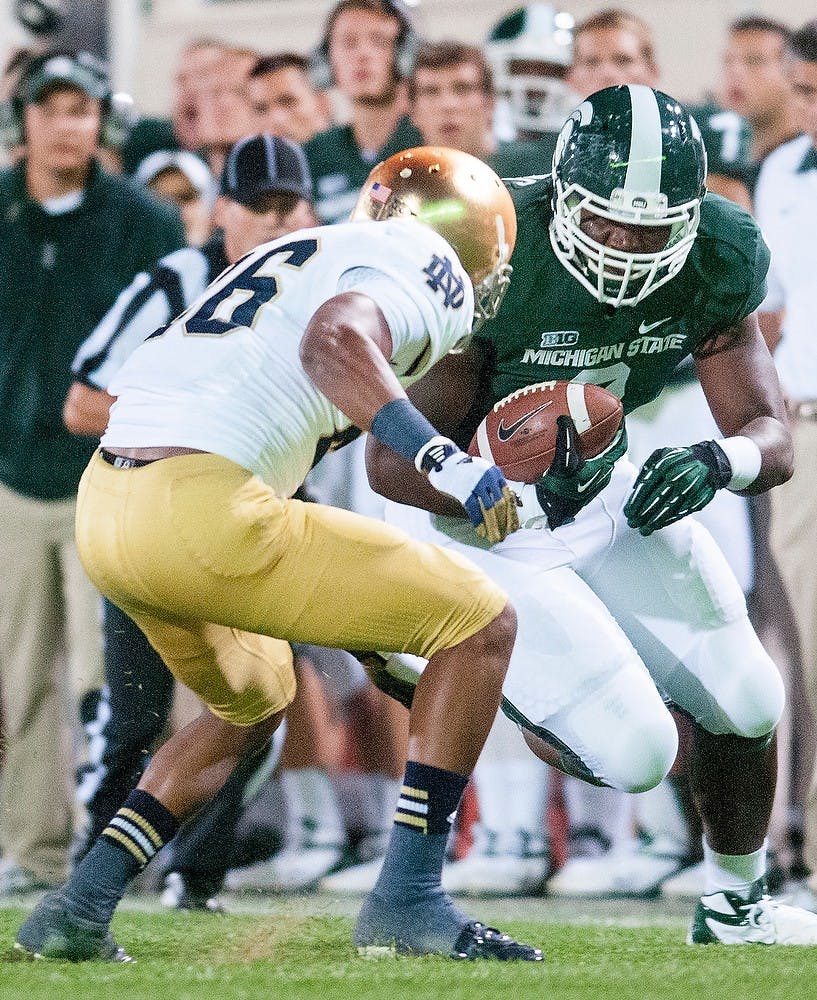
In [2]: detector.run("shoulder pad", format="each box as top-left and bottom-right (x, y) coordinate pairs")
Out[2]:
(691, 193), (770, 326)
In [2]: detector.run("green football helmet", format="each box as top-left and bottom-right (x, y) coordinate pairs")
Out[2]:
(550, 84), (707, 307)
(486, 4), (577, 137)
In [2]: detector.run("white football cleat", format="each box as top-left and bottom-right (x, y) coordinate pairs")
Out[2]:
(225, 844), (343, 893)
(442, 852), (549, 897)
(320, 855), (385, 894)
(689, 878), (817, 945)
(546, 837), (686, 898)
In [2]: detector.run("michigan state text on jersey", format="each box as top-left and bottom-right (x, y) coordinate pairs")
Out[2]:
(475, 178), (767, 415)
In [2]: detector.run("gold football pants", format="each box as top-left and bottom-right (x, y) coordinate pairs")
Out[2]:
(76, 451), (507, 725)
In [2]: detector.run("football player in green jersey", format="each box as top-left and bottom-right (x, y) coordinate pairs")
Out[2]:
(367, 84), (817, 945)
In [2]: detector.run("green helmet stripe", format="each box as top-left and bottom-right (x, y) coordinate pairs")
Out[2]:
(623, 85), (663, 193)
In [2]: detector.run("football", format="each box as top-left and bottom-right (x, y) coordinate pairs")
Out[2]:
(468, 380), (624, 483)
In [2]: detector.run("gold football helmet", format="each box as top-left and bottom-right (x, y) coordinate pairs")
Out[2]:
(351, 146), (517, 329)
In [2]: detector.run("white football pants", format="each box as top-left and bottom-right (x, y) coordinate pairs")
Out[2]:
(384, 457), (784, 793)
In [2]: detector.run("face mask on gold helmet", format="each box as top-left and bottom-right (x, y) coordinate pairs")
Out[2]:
(351, 146), (517, 333)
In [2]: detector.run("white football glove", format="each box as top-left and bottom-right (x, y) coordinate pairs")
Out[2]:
(415, 436), (520, 544)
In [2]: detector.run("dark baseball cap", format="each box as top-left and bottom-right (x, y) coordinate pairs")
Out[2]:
(20, 52), (110, 104)
(219, 134), (313, 207)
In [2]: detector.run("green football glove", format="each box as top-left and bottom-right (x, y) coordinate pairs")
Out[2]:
(624, 441), (733, 536)
(534, 416), (628, 531)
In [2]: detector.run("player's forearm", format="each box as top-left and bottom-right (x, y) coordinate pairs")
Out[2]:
(365, 436), (464, 516)
(696, 315), (793, 492)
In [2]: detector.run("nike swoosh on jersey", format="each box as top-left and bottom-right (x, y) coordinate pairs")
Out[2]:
(638, 317), (673, 334)
(496, 401), (553, 442)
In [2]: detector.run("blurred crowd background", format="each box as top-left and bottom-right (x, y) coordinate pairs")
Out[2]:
(1, 0), (817, 916)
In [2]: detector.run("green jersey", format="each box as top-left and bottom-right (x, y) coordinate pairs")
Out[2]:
(305, 116), (422, 224)
(474, 176), (769, 416)
(688, 102), (752, 185)
(487, 139), (550, 181)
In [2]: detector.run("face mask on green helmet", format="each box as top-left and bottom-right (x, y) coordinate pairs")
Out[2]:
(550, 84), (707, 308)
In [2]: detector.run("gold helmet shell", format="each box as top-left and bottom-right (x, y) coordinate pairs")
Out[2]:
(351, 146), (517, 328)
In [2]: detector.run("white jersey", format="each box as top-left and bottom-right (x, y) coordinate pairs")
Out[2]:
(104, 219), (473, 498)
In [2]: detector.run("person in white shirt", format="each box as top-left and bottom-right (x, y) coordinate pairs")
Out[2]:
(755, 19), (817, 913)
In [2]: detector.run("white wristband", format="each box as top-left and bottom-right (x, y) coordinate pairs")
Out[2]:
(715, 436), (762, 491)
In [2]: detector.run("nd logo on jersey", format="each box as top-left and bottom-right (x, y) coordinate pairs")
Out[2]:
(423, 254), (466, 309)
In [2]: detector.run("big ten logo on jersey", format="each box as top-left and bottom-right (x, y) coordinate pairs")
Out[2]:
(539, 330), (579, 348)
(422, 254), (466, 310)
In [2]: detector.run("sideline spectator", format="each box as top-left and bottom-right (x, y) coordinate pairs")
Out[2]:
(720, 16), (800, 177)
(119, 40), (259, 180)
(304, 0), (422, 224)
(118, 38), (227, 175)
(196, 45), (259, 178)
(756, 20), (817, 912)
(249, 53), (333, 145)
(566, 6), (658, 95)
(0, 49), (184, 895)
(408, 41), (544, 175)
(133, 149), (215, 246)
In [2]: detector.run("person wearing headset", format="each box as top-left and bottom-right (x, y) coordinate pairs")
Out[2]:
(0, 50), (184, 896)
(304, 0), (423, 225)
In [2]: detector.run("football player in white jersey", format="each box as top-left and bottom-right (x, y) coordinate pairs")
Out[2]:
(15, 148), (541, 963)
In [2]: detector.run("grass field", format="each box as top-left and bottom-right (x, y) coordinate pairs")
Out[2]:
(0, 893), (810, 1000)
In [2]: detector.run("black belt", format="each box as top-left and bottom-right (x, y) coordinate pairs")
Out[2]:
(100, 448), (158, 469)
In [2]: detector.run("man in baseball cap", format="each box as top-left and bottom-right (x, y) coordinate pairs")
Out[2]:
(216, 133), (316, 259)
(19, 51), (111, 104)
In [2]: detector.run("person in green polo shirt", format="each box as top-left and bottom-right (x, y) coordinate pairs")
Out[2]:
(0, 50), (184, 895)
(304, 0), (422, 225)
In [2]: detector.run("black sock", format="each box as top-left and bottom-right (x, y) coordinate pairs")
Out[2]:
(66, 789), (179, 924)
(395, 761), (469, 836)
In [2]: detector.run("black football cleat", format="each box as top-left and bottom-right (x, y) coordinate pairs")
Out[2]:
(450, 921), (543, 961)
(355, 890), (543, 961)
(14, 887), (132, 962)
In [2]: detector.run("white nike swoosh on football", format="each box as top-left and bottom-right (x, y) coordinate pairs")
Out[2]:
(638, 317), (672, 334)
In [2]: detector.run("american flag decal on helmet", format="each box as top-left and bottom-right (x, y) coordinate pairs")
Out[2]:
(369, 181), (392, 203)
